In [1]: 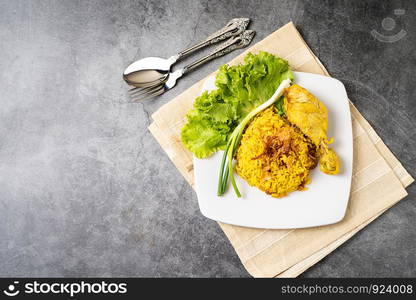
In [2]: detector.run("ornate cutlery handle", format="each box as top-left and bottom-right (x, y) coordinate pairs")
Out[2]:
(182, 30), (255, 74)
(169, 18), (250, 63)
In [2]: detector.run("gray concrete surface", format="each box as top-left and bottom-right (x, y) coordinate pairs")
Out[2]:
(0, 0), (415, 277)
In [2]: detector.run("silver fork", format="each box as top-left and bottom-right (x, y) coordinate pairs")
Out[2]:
(124, 18), (251, 88)
(128, 30), (255, 102)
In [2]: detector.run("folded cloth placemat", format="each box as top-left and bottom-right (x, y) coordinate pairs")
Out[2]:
(148, 22), (413, 277)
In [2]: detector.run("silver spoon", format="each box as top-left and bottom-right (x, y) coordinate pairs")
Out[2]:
(128, 30), (256, 102)
(123, 18), (250, 87)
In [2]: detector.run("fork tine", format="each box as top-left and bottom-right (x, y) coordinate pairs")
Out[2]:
(131, 86), (165, 102)
(129, 84), (163, 101)
(128, 83), (161, 94)
(128, 84), (163, 98)
(129, 76), (168, 89)
(130, 86), (165, 101)
(131, 86), (166, 102)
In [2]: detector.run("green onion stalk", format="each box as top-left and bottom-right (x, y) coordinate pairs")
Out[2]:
(217, 79), (292, 197)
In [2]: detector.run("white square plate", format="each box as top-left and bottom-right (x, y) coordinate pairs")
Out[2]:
(194, 72), (353, 229)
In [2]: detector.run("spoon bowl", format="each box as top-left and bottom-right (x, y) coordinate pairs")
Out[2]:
(125, 70), (169, 88)
(123, 56), (175, 86)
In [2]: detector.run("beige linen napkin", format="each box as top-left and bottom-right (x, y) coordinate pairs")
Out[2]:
(148, 22), (413, 277)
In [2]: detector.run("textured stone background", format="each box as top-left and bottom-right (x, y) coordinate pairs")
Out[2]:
(0, 0), (414, 277)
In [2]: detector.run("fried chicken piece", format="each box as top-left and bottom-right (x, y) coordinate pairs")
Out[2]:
(284, 84), (340, 175)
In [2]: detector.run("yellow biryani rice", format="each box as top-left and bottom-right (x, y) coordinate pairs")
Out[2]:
(235, 107), (318, 198)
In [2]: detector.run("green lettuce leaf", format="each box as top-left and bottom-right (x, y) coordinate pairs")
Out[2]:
(180, 114), (230, 158)
(181, 51), (293, 158)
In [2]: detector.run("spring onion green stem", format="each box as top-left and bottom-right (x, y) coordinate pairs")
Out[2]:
(217, 79), (292, 197)
(228, 136), (241, 197)
(217, 139), (232, 195)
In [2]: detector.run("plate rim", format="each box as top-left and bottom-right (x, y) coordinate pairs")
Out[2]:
(193, 71), (353, 229)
